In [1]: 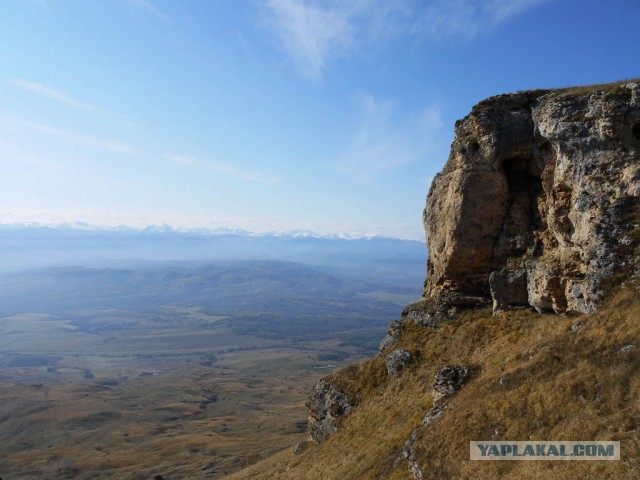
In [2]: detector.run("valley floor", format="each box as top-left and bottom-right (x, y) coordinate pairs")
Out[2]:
(0, 309), (366, 479)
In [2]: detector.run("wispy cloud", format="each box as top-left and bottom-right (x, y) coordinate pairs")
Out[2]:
(486, 0), (550, 25)
(260, 0), (551, 79)
(0, 137), (57, 171)
(10, 78), (137, 127)
(260, 0), (358, 80)
(261, 0), (414, 80)
(10, 79), (94, 110)
(127, 0), (170, 22)
(416, 0), (551, 39)
(167, 154), (279, 184)
(337, 94), (442, 178)
(0, 117), (136, 155)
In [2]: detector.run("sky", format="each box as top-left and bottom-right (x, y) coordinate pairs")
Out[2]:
(1, 0), (639, 240)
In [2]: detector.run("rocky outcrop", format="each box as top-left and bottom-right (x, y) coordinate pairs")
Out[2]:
(379, 319), (403, 352)
(306, 379), (356, 444)
(424, 81), (640, 315)
(431, 364), (470, 401)
(402, 365), (468, 480)
(385, 349), (412, 376)
(379, 298), (460, 353)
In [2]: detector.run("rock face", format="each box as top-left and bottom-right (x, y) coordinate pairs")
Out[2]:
(306, 379), (355, 444)
(489, 268), (528, 313)
(424, 81), (640, 314)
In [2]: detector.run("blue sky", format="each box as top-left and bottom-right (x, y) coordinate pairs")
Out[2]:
(1, 0), (638, 240)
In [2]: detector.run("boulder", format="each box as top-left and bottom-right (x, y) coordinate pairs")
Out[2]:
(431, 364), (469, 401)
(306, 379), (355, 444)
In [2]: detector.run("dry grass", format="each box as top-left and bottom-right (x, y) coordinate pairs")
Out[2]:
(552, 77), (640, 98)
(0, 347), (343, 479)
(228, 284), (640, 479)
(0, 305), (376, 479)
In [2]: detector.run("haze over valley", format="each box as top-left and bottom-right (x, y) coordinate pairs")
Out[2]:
(0, 227), (424, 478)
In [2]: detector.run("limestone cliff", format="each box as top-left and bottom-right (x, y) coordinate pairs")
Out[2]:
(424, 81), (640, 315)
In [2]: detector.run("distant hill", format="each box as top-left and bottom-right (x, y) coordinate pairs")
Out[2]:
(0, 225), (426, 284)
(0, 260), (422, 348)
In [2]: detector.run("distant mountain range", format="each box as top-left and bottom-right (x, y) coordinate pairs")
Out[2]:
(0, 224), (427, 283)
(0, 222), (410, 240)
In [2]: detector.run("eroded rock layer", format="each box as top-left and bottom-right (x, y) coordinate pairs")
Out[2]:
(424, 81), (640, 314)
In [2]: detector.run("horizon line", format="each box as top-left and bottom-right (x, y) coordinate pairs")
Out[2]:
(0, 220), (425, 243)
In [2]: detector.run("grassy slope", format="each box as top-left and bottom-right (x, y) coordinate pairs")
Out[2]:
(228, 284), (640, 480)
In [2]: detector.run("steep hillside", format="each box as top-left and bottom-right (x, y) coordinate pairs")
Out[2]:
(229, 287), (639, 479)
(228, 80), (640, 479)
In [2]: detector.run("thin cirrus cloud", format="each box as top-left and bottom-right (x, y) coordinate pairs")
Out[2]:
(10, 79), (95, 110)
(261, 0), (552, 80)
(0, 117), (136, 155)
(127, 0), (170, 22)
(337, 94), (443, 178)
(260, 0), (360, 80)
(417, 0), (552, 39)
(10, 78), (138, 127)
(166, 154), (279, 185)
(0, 137), (57, 171)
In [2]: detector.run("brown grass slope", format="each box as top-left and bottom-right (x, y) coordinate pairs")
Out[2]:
(228, 284), (640, 479)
